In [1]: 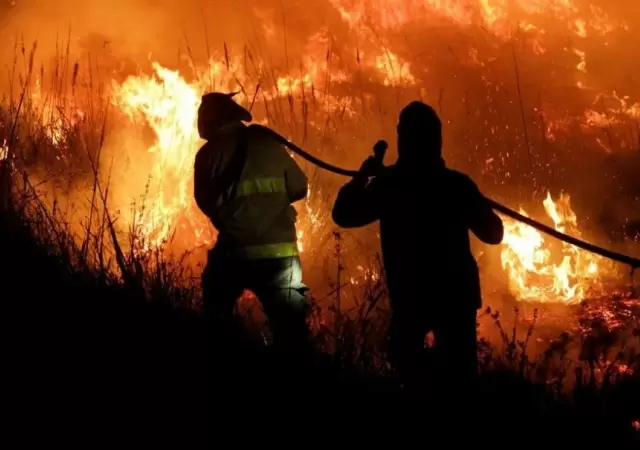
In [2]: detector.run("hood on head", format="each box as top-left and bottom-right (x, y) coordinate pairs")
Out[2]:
(197, 92), (252, 140)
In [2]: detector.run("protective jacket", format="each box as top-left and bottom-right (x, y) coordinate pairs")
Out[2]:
(332, 160), (504, 310)
(194, 123), (308, 259)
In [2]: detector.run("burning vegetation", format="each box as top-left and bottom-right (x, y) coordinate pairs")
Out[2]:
(0, 0), (639, 359)
(1, 5), (640, 438)
(500, 191), (616, 304)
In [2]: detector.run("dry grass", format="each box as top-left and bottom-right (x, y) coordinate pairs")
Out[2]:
(1, 37), (639, 442)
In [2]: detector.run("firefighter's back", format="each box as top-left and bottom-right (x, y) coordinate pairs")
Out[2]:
(195, 92), (311, 364)
(194, 124), (301, 258)
(375, 164), (482, 306)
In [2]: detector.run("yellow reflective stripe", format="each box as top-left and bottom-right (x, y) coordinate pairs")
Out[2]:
(239, 242), (299, 259)
(235, 177), (287, 196)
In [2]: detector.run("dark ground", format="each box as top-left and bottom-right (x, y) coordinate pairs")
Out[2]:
(2, 209), (639, 447)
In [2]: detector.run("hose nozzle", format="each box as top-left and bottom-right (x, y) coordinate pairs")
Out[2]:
(373, 140), (388, 165)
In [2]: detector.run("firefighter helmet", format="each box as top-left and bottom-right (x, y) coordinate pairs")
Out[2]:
(197, 92), (252, 139)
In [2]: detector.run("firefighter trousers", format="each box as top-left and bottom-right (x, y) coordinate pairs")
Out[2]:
(387, 303), (479, 399)
(202, 247), (311, 362)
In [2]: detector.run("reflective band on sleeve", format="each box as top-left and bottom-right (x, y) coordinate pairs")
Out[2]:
(235, 177), (287, 197)
(238, 242), (299, 259)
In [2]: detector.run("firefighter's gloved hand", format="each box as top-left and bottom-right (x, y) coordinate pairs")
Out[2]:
(357, 156), (381, 178)
(355, 140), (387, 179)
(373, 140), (388, 160)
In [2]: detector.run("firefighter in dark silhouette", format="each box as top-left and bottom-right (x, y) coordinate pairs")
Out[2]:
(194, 92), (310, 362)
(332, 101), (504, 391)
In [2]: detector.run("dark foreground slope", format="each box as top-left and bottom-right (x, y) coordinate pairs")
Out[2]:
(2, 209), (639, 446)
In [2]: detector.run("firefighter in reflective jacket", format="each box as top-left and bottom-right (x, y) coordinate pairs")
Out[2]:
(194, 92), (311, 359)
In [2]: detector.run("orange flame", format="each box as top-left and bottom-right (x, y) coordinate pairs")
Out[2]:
(0, 139), (8, 161)
(111, 62), (209, 249)
(330, 0), (621, 40)
(500, 192), (614, 304)
(109, 59), (329, 253)
(375, 50), (416, 86)
(30, 75), (85, 145)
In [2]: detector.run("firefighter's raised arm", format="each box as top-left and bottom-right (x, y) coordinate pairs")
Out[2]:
(193, 143), (218, 220)
(332, 157), (382, 228)
(465, 177), (504, 245)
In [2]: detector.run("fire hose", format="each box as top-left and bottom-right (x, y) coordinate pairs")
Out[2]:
(254, 124), (640, 270)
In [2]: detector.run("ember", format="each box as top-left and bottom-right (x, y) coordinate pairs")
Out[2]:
(0, 140), (7, 161)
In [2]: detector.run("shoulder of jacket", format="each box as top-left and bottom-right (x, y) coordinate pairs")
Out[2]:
(446, 169), (481, 195)
(379, 164), (398, 177)
(246, 124), (274, 140)
(244, 125), (281, 148)
(195, 141), (212, 160)
(368, 165), (398, 187)
(446, 168), (472, 183)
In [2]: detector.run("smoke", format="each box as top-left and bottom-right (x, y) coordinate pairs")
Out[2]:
(1, 1), (241, 64)
(0, 0), (347, 72)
